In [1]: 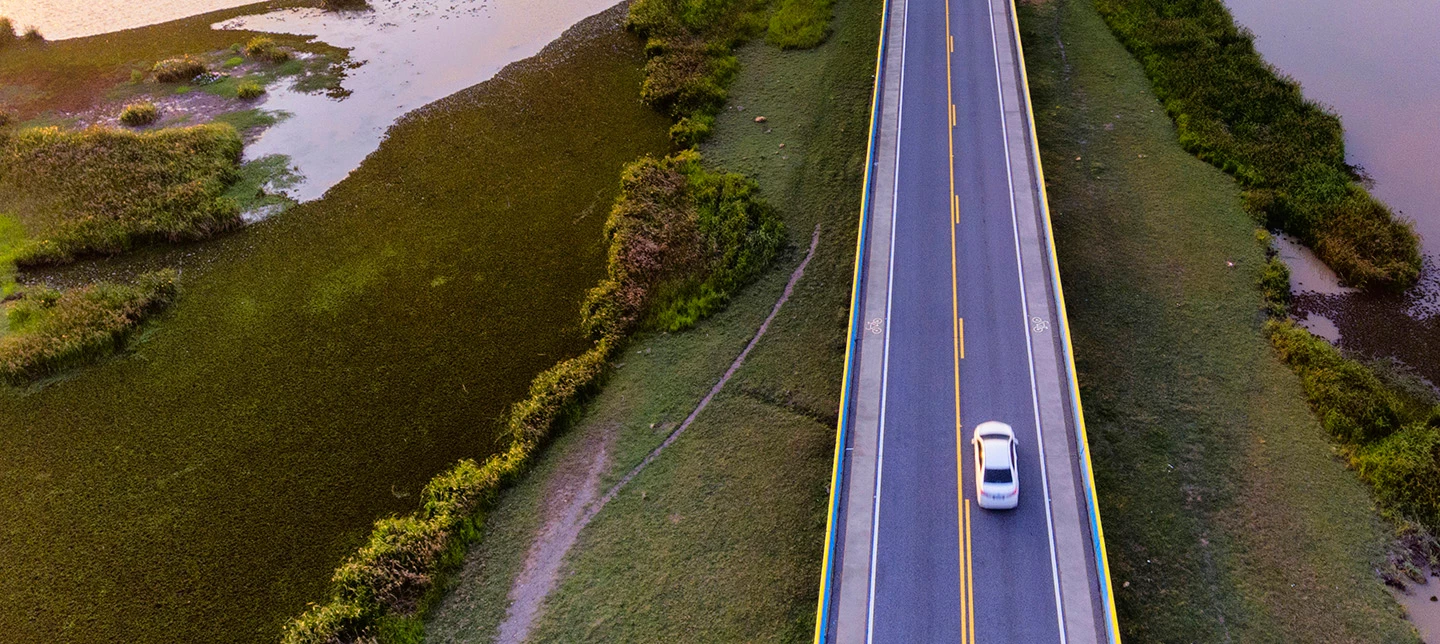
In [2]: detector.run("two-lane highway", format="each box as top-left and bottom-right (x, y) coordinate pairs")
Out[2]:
(814, 0), (1121, 641)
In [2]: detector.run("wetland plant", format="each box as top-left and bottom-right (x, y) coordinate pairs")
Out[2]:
(236, 82), (265, 100)
(0, 17), (14, 46)
(152, 56), (207, 83)
(244, 36), (291, 63)
(0, 270), (178, 385)
(320, 0), (372, 11)
(119, 101), (159, 127)
(21, 25), (42, 43)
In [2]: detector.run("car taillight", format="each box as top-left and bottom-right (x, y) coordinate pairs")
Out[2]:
(1008, 488), (1018, 496)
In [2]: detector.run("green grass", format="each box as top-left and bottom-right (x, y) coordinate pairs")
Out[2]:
(0, 8), (671, 643)
(424, 0), (873, 639)
(236, 81), (265, 100)
(0, 270), (177, 384)
(1022, 0), (1416, 640)
(767, 0), (835, 49)
(1091, 0), (1420, 290)
(0, 123), (244, 265)
(152, 56), (207, 83)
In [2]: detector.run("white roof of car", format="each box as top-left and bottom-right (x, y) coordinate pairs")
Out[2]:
(974, 421), (1014, 470)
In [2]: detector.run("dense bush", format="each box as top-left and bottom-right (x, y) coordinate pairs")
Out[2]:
(320, 0), (372, 10)
(0, 17), (14, 47)
(1094, 0), (1420, 289)
(243, 36), (291, 63)
(582, 150), (784, 337)
(118, 101), (159, 126)
(152, 56), (206, 83)
(0, 270), (177, 384)
(0, 124), (244, 264)
(236, 82), (265, 100)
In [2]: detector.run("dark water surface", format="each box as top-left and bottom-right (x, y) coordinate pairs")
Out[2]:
(1224, 0), (1440, 388)
(0, 7), (668, 642)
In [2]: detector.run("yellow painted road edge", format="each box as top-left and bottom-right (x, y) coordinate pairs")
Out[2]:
(1006, 0), (1122, 641)
(811, 0), (892, 636)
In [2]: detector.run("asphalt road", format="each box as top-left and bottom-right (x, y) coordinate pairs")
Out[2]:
(815, 0), (1117, 640)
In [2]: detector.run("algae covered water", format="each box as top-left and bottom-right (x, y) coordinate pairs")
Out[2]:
(0, 6), (669, 642)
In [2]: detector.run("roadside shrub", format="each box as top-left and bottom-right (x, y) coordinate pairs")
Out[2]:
(236, 82), (265, 100)
(581, 150), (783, 338)
(1094, 0), (1421, 289)
(152, 56), (206, 83)
(0, 18), (15, 47)
(118, 101), (159, 126)
(768, 0), (834, 49)
(243, 36), (291, 63)
(0, 270), (178, 384)
(0, 124), (244, 264)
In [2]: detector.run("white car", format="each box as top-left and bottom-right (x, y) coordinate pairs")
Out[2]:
(971, 421), (1019, 510)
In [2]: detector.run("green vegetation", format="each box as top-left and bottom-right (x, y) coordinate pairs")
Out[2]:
(236, 81), (265, 100)
(0, 1), (338, 123)
(211, 107), (282, 133)
(627, 0), (768, 145)
(0, 270), (176, 385)
(582, 150), (783, 337)
(0, 123), (243, 265)
(152, 55), (207, 83)
(21, 26), (43, 43)
(767, 0), (835, 49)
(118, 101), (159, 126)
(224, 55), (245, 68)
(244, 35), (291, 63)
(0, 17), (14, 47)
(321, 0), (373, 10)
(1092, 0), (1420, 290)
(1021, 0), (1416, 639)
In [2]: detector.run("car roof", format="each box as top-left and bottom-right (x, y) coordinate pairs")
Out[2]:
(980, 437), (1013, 470)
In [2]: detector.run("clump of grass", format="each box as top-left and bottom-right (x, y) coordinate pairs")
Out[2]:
(152, 56), (207, 83)
(118, 101), (159, 126)
(243, 36), (291, 63)
(21, 25), (42, 43)
(0, 124), (243, 264)
(767, 0), (835, 49)
(223, 56), (244, 68)
(0, 17), (14, 47)
(236, 81), (265, 100)
(0, 270), (178, 385)
(1094, 0), (1421, 290)
(582, 150), (784, 337)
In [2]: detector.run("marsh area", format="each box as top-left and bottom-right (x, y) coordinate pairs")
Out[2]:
(0, 2), (669, 641)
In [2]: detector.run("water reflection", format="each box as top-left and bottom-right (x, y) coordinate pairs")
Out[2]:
(0, 0), (257, 39)
(218, 0), (619, 201)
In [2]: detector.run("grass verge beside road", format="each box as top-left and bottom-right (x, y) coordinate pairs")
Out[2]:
(1022, 0), (1416, 640)
(424, 0), (878, 638)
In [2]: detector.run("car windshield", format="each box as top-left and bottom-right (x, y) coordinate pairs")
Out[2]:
(983, 467), (1012, 484)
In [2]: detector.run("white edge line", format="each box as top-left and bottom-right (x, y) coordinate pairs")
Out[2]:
(864, 3), (908, 639)
(984, 0), (1067, 640)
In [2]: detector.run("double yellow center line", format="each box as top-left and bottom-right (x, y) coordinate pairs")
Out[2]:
(945, 1), (977, 642)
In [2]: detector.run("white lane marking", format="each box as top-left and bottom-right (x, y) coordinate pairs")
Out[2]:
(865, 0), (908, 640)
(983, 0), (1067, 639)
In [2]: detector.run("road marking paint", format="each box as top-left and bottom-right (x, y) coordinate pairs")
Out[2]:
(965, 500), (976, 644)
(983, 0), (1067, 639)
(958, 317), (965, 359)
(943, 1), (970, 643)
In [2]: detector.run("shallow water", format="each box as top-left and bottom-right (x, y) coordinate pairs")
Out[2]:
(219, 0), (619, 202)
(0, 5), (669, 642)
(1227, 0), (1440, 387)
(0, 0), (258, 39)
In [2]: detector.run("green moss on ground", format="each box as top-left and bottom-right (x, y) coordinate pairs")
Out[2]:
(0, 270), (177, 384)
(0, 123), (243, 265)
(424, 0), (877, 639)
(1022, 0), (1416, 640)
(1091, 0), (1420, 290)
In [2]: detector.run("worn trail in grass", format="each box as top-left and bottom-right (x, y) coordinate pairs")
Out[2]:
(1021, 0), (1415, 640)
(423, 0), (880, 639)
(0, 9), (669, 643)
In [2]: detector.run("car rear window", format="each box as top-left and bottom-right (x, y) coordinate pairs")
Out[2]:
(983, 467), (1012, 483)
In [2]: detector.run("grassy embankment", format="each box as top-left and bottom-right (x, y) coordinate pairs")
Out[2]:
(1091, 0), (1419, 290)
(0, 8), (674, 642)
(424, 0), (873, 640)
(1021, 0), (1417, 640)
